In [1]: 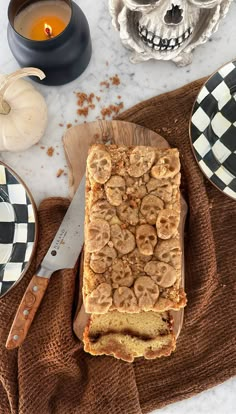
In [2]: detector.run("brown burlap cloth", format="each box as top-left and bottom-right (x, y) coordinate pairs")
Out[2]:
(0, 78), (236, 414)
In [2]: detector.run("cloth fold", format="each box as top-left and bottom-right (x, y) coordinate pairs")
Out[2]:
(0, 78), (235, 414)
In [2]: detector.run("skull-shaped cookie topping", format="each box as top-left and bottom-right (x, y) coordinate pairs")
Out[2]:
(128, 146), (155, 177)
(113, 287), (138, 312)
(87, 148), (112, 184)
(154, 238), (181, 269)
(105, 175), (126, 206)
(134, 276), (159, 310)
(90, 246), (117, 273)
(87, 219), (110, 252)
(90, 200), (116, 221)
(86, 283), (112, 313)
(111, 224), (136, 254)
(111, 259), (134, 287)
(144, 261), (177, 288)
(117, 202), (139, 225)
(141, 194), (164, 225)
(136, 224), (157, 256)
(151, 153), (180, 179)
(156, 209), (179, 239)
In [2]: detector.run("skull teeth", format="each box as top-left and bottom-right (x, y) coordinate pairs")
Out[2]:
(138, 25), (193, 52)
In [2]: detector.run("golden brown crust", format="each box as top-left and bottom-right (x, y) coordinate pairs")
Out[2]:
(83, 144), (186, 314)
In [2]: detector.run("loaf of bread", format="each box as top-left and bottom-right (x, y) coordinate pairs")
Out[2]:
(83, 144), (186, 314)
(83, 311), (176, 362)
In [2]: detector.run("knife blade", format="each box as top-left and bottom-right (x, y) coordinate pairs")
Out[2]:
(6, 176), (85, 350)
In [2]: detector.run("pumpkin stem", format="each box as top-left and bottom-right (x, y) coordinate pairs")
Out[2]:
(0, 67), (46, 115)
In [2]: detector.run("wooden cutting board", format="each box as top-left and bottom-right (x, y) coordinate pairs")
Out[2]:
(63, 120), (186, 339)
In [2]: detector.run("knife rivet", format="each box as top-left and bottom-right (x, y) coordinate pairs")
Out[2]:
(32, 286), (38, 292)
(13, 335), (19, 341)
(23, 309), (29, 316)
(51, 250), (57, 256)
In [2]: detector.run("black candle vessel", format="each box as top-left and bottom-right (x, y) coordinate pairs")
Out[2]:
(8, 0), (92, 86)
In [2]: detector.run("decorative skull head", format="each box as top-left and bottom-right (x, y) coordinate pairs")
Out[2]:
(113, 286), (138, 311)
(154, 238), (181, 269)
(128, 146), (155, 177)
(109, 0), (232, 66)
(105, 175), (126, 206)
(134, 276), (159, 309)
(86, 219), (110, 252)
(136, 224), (157, 255)
(90, 200), (116, 222)
(86, 283), (112, 313)
(144, 260), (177, 287)
(156, 209), (179, 239)
(151, 152), (180, 179)
(90, 245), (117, 273)
(111, 259), (134, 287)
(87, 148), (111, 183)
(140, 194), (164, 224)
(111, 224), (136, 254)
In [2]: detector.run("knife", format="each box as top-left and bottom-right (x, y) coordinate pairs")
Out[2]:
(6, 176), (85, 350)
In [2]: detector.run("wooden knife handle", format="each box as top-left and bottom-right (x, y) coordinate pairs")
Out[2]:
(6, 275), (49, 350)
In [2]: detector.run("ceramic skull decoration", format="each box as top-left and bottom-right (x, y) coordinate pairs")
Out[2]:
(109, 0), (232, 66)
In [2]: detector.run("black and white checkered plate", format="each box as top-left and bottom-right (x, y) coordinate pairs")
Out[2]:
(0, 163), (37, 297)
(190, 60), (236, 200)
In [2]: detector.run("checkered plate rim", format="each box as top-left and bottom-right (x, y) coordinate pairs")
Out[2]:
(190, 60), (236, 201)
(0, 162), (38, 297)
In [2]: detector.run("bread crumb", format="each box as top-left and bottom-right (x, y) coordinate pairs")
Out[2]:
(101, 102), (124, 119)
(59, 123), (64, 127)
(40, 146), (45, 150)
(110, 75), (120, 86)
(47, 147), (54, 157)
(96, 96), (101, 102)
(77, 107), (89, 117)
(56, 169), (64, 178)
(100, 81), (110, 89)
(67, 123), (72, 129)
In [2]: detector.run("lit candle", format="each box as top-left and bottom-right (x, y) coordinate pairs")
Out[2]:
(14, 0), (71, 41)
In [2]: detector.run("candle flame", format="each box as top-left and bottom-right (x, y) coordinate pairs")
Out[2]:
(44, 23), (53, 38)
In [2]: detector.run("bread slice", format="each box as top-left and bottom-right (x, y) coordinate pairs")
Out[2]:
(83, 144), (186, 314)
(83, 310), (176, 363)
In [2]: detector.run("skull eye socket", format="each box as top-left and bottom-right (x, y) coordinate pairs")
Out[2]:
(90, 229), (99, 235)
(149, 235), (155, 241)
(101, 159), (108, 166)
(138, 235), (145, 240)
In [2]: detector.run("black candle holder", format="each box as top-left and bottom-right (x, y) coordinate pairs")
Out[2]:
(8, 0), (92, 86)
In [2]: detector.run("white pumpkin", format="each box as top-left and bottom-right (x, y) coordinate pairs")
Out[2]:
(0, 67), (47, 152)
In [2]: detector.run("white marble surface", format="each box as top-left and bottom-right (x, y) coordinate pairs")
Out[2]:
(0, 0), (235, 412)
